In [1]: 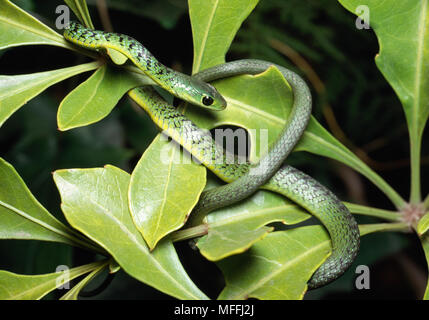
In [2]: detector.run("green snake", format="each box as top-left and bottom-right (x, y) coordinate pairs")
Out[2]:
(64, 21), (360, 288)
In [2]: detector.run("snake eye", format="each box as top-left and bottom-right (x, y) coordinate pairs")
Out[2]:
(202, 96), (214, 106)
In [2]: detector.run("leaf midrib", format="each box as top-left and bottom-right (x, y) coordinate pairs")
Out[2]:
(193, 0), (219, 73)
(413, 0), (427, 136)
(151, 146), (176, 242)
(0, 2), (65, 46)
(60, 67), (105, 128)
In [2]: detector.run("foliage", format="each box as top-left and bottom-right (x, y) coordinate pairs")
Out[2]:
(0, 0), (428, 300)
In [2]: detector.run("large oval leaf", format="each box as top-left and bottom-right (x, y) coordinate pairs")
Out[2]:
(217, 223), (406, 300)
(57, 65), (152, 131)
(0, 0), (70, 50)
(0, 157), (96, 251)
(53, 165), (208, 300)
(217, 226), (331, 300)
(189, 0), (260, 73)
(194, 176), (310, 261)
(0, 62), (99, 128)
(129, 135), (206, 250)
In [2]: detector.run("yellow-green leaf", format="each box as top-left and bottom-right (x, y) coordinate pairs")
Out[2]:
(196, 183), (310, 261)
(0, 157), (95, 250)
(418, 212), (429, 235)
(217, 226), (331, 300)
(64, 0), (94, 29)
(53, 165), (208, 300)
(106, 48), (129, 65)
(129, 135), (206, 250)
(187, 66), (292, 162)
(0, 261), (104, 300)
(57, 65), (152, 131)
(217, 222), (408, 300)
(0, 62), (99, 128)
(0, 0), (71, 50)
(189, 0), (259, 73)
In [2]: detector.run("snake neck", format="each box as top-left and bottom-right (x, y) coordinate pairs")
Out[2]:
(63, 22), (201, 103)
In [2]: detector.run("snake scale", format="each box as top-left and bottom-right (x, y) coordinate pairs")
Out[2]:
(64, 21), (360, 289)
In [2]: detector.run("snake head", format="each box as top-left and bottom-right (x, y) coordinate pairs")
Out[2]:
(188, 77), (227, 111)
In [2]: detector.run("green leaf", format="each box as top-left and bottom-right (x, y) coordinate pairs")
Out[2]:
(0, 261), (104, 300)
(106, 48), (129, 65)
(189, 0), (259, 73)
(53, 165), (208, 300)
(187, 67), (293, 162)
(0, 0), (71, 50)
(64, 0), (94, 29)
(195, 185), (310, 261)
(418, 212), (429, 236)
(129, 135), (206, 250)
(57, 65), (152, 131)
(338, 0), (429, 203)
(217, 226), (330, 300)
(217, 222), (407, 300)
(421, 233), (429, 299)
(59, 260), (109, 300)
(0, 157), (96, 251)
(0, 61), (100, 128)
(185, 67), (405, 208)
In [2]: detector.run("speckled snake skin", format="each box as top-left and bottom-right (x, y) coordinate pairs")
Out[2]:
(64, 23), (360, 288)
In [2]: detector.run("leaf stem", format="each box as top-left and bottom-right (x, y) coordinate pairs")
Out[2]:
(410, 132), (422, 204)
(359, 222), (409, 236)
(170, 224), (209, 242)
(345, 202), (401, 221)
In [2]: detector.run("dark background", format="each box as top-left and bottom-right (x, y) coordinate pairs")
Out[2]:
(0, 0), (428, 299)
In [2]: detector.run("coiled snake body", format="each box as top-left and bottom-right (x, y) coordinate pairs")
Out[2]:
(64, 22), (360, 288)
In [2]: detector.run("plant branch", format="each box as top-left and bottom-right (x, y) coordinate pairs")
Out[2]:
(360, 222), (409, 236)
(345, 202), (401, 221)
(170, 224), (208, 242)
(410, 132), (422, 204)
(96, 0), (114, 32)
